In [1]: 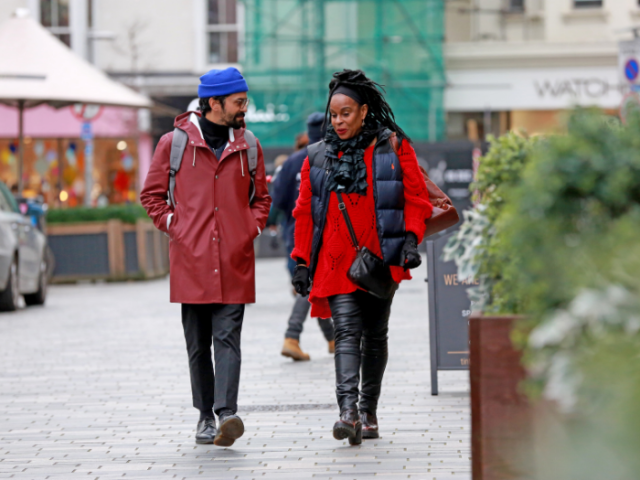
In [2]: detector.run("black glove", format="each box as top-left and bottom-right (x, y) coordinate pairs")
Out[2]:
(292, 262), (311, 296)
(400, 232), (421, 271)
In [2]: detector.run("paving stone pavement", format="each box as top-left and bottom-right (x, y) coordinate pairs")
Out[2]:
(0, 256), (470, 480)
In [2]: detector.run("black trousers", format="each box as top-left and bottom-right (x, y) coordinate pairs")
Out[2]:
(284, 294), (334, 341)
(328, 290), (392, 414)
(181, 303), (244, 416)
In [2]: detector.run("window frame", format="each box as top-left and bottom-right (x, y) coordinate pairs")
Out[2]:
(573, 0), (603, 8)
(204, 0), (242, 68)
(40, 0), (73, 46)
(508, 0), (525, 12)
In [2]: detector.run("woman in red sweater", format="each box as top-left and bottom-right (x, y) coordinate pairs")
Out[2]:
(291, 70), (433, 445)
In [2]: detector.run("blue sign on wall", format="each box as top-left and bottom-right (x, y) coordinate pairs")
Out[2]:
(625, 59), (639, 82)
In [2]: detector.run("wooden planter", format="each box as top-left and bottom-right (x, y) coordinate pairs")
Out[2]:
(47, 219), (169, 282)
(470, 313), (533, 480)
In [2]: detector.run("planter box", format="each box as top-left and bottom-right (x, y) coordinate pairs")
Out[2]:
(470, 313), (533, 480)
(47, 219), (169, 282)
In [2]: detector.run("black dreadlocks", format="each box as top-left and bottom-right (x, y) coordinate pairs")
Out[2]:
(324, 69), (411, 143)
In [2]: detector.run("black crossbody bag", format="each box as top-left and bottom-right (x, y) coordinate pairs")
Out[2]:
(336, 192), (398, 299)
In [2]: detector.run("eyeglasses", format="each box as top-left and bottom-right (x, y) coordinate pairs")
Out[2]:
(233, 98), (250, 108)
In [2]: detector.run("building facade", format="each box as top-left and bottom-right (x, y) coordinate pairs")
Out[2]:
(2, 1), (447, 148)
(0, 1), (157, 207)
(444, 0), (638, 140)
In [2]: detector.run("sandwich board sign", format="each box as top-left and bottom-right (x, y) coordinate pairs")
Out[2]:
(427, 232), (475, 395)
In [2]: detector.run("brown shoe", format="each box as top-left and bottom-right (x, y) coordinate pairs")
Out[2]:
(360, 411), (379, 439)
(281, 338), (310, 361)
(327, 340), (335, 354)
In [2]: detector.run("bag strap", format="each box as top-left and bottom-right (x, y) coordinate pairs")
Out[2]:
(168, 128), (188, 208)
(243, 129), (258, 175)
(336, 191), (360, 251)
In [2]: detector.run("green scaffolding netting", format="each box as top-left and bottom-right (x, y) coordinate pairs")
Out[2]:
(240, 0), (445, 147)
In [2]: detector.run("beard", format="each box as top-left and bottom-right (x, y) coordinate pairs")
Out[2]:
(222, 109), (246, 129)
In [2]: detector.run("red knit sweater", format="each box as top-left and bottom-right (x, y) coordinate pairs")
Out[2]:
(292, 139), (433, 318)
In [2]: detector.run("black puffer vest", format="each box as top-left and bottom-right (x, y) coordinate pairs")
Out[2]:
(307, 129), (406, 279)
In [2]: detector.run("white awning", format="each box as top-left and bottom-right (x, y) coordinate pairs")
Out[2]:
(0, 11), (151, 109)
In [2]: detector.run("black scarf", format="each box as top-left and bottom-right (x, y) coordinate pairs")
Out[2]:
(324, 120), (387, 195)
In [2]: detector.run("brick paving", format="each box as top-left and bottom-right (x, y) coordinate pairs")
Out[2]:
(0, 257), (470, 479)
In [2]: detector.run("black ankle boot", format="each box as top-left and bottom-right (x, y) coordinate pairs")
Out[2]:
(333, 408), (362, 446)
(360, 411), (379, 439)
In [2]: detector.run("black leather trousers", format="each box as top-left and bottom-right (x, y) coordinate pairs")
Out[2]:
(328, 290), (393, 414)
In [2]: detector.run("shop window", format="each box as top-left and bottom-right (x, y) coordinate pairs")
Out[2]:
(40, 0), (72, 47)
(0, 138), (139, 208)
(207, 0), (239, 64)
(574, 0), (603, 8)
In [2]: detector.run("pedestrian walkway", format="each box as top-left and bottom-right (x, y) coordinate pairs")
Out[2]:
(0, 258), (470, 479)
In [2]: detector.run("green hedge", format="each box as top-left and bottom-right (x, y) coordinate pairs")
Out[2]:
(47, 204), (151, 225)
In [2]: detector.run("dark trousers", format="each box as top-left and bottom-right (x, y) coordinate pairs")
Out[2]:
(181, 303), (245, 416)
(328, 290), (392, 414)
(284, 294), (335, 341)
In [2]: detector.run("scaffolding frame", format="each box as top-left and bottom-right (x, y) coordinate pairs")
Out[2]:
(241, 0), (445, 147)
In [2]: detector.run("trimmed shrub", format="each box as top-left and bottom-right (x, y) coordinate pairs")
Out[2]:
(47, 204), (150, 225)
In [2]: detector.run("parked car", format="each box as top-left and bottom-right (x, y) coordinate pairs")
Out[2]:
(0, 182), (48, 311)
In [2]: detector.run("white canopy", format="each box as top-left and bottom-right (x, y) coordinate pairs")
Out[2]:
(0, 11), (151, 109)
(0, 10), (151, 197)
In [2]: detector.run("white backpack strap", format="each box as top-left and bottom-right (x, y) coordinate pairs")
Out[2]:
(168, 128), (188, 208)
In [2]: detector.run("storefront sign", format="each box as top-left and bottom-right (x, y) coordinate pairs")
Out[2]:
(446, 67), (626, 112)
(245, 103), (290, 123)
(427, 232), (472, 395)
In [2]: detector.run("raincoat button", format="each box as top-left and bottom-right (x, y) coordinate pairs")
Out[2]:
(215, 175), (218, 179)
(214, 269), (218, 273)
(212, 237), (215, 241)
(191, 141), (194, 144)
(215, 207), (219, 211)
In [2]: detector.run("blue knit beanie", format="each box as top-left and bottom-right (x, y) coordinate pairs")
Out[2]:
(198, 67), (248, 97)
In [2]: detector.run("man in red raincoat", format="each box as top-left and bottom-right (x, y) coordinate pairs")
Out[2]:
(141, 68), (271, 447)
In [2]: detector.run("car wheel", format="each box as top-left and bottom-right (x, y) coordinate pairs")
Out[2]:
(0, 257), (20, 312)
(24, 260), (47, 306)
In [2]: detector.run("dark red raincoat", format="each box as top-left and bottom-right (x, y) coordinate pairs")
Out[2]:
(141, 112), (271, 304)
